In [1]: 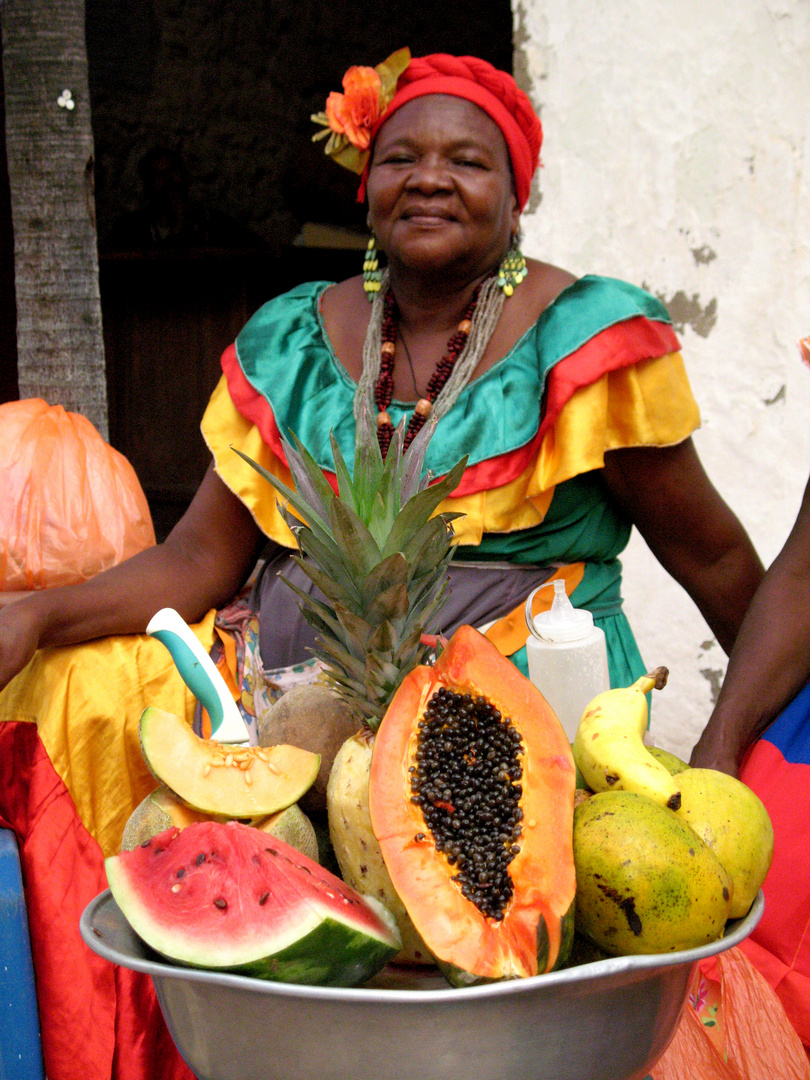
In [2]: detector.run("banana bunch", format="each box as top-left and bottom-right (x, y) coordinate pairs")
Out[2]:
(572, 668), (682, 810)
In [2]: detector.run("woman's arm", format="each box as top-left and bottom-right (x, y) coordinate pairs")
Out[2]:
(601, 438), (765, 656)
(690, 473), (810, 775)
(0, 464), (268, 691)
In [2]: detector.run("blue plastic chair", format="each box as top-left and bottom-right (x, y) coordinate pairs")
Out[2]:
(0, 828), (46, 1080)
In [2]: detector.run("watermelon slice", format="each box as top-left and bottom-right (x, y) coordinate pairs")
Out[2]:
(104, 820), (401, 987)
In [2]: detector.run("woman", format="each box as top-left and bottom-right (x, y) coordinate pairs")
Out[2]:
(0, 53), (763, 1080)
(691, 466), (810, 1057)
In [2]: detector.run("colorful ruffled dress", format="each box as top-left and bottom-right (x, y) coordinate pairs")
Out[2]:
(203, 273), (698, 688)
(0, 273), (699, 1080)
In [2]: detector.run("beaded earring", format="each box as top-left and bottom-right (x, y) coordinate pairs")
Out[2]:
(363, 236), (384, 300)
(497, 237), (528, 297)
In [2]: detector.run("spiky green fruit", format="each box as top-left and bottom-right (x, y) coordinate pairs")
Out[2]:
(234, 403), (466, 729)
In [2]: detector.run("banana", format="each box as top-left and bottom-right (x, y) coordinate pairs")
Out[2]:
(572, 667), (682, 810)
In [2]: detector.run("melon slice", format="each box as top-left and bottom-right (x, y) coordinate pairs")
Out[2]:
(105, 820), (401, 986)
(139, 706), (320, 818)
(121, 784), (319, 862)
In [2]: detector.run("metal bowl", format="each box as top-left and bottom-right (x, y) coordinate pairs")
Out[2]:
(81, 889), (763, 1080)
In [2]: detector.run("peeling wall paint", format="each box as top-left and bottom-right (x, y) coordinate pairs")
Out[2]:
(652, 290), (718, 338)
(514, 0), (810, 761)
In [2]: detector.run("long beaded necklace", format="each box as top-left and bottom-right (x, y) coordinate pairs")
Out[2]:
(374, 283), (485, 456)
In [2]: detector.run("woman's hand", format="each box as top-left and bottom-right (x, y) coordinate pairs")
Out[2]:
(602, 438), (764, 655)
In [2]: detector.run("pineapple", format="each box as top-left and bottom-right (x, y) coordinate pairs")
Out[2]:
(234, 401), (466, 963)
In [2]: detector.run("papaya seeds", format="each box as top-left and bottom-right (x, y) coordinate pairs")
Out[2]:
(369, 625), (577, 982)
(574, 790), (732, 956)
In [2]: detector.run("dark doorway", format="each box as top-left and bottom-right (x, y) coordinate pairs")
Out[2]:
(85, 2), (514, 537)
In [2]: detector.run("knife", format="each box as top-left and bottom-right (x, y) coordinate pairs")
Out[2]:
(146, 607), (251, 745)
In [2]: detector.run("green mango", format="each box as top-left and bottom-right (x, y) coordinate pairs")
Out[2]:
(647, 745), (689, 775)
(574, 790), (732, 956)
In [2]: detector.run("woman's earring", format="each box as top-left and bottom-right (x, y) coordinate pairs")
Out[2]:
(363, 235), (384, 300)
(497, 238), (528, 297)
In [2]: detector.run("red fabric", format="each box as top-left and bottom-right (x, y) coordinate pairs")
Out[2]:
(358, 54), (543, 209)
(0, 722), (194, 1080)
(739, 738), (810, 1052)
(222, 313), (680, 501)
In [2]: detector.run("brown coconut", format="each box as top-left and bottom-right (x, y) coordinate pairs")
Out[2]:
(257, 683), (361, 817)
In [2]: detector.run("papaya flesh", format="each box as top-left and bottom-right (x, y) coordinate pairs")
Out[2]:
(369, 625), (577, 982)
(139, 706), (320, 819)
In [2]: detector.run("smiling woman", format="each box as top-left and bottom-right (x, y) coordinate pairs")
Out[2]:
(365, 96), (520, 293)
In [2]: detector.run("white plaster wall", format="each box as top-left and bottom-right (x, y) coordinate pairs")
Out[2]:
(514, 0), (810, 760)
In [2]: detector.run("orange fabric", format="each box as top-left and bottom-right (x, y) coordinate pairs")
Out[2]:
(650, 948), (810, 1079)
(0, 399), (155, 591)
(483, 562), (585, 655)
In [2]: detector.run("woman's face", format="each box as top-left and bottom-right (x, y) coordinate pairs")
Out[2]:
(366, 95), (520, 283)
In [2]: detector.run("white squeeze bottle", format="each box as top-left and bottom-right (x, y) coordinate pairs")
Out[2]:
(524, 579), (610, 742)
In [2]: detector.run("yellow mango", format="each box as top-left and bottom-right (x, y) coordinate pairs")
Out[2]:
(574, 790), (732, 956)
(674, 768), (773, 919)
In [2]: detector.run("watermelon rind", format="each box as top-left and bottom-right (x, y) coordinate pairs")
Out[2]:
(105, 821), (401, 988)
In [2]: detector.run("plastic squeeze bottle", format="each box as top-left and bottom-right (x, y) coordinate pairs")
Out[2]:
(524, 579), (610, 742)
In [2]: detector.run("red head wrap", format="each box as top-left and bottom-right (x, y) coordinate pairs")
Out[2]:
(358, 54), (543, 210)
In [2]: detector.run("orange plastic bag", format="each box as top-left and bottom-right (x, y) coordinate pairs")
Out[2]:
(0, 399), (156, 590)
(650, 947), (810, 1080)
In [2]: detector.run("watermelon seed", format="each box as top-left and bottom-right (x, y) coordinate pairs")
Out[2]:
(259, 892), (269, 906)
(141, 840), (151, 848)
(213, 897), (228, 910)
(171, 884), (181, 893)
(196, 853), (206, 865)
(177, 868), (186, 878)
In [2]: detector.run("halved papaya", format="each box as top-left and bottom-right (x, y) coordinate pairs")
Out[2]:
(368, 625), (577, 983)
(139, 707), (320, 819)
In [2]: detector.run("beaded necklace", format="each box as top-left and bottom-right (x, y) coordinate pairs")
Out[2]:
(358, 269), (506, 457)
(374, 285), (482, 455)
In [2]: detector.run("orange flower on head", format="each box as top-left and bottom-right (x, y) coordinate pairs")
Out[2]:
(325, 66), (382, 150)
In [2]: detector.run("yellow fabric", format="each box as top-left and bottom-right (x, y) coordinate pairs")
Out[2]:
(0, 611), (216, 857)
(202, 350), (700, 548)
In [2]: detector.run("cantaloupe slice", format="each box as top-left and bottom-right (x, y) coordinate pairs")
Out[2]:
(121, 784), (319, 862)
(139, 706), (319, 818)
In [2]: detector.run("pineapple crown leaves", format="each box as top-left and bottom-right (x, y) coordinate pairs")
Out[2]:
(231, 414), (467, 590)
(231, 402), (468, 728)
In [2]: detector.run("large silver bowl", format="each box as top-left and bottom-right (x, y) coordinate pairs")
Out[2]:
(81, 889), (763, 1080)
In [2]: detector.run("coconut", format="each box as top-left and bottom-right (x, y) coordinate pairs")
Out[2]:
(257, 684), (361, 816)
